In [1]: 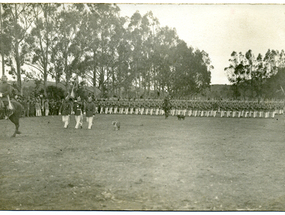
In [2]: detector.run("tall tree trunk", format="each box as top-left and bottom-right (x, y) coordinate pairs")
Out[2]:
(15, 44), (22, 95)
(117, 62), (121, 97)
(65, 56), (70, 93)
(148, 73), (151, 98)
(43, 5), (49, 97)
(250, 65), (253, 98)
(0, 4), (4, 76)
(99, 66), (104, 96)
(112, 68), (115, 96)
(66, 73), (70, 93)
(14, 4), (22, 95)
(93, 52), (96, 88)
(43, 72), (47, 97)
(93, 67), (96, 96)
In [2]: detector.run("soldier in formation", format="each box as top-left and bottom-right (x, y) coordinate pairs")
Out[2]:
(84, 95), (96, 129)
(83, 97), (284, 119)
(59, 95), (72, 129)
(73, 96), (84, 129)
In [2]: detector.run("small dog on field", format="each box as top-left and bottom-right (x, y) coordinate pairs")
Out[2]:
(177, 114), (185, 120)
(112, 121), (120, 130)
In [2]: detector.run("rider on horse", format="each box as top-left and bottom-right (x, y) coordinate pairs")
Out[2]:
(0, 75), (14, 119)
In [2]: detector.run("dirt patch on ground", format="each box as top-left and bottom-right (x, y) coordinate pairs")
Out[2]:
(1, 114), (285, 211)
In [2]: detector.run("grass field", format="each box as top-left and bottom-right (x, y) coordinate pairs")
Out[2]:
(1, 113), (285, 211)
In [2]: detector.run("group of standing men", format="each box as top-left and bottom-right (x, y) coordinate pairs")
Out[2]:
(60, 95), (96, 130)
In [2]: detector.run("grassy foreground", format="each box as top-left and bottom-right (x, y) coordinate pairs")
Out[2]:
(1, 114), (285, 211)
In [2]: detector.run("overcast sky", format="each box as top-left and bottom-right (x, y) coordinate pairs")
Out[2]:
(117, 3), (285, 84)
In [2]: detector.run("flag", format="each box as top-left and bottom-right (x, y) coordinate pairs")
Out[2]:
(70, 86), (75, 98)
(70, 75), (79, 98)
(281, 86), (285, 95)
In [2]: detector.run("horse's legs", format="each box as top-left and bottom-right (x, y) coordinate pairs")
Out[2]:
(15, 123), (21, 134)
(9, 115), (21, 137)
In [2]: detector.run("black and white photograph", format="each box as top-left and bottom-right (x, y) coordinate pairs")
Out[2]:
(1, 1), (285, 211)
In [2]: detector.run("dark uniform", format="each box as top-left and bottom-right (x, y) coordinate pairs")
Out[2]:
(60, 97), (72, 128)
(85, 97), (96, 129)
(0, 76), (13, 117)
(85, 100), (96, 117)
(60, 99), (72, 116)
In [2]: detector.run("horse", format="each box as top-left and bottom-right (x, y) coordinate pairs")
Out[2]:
(0, 99), (23, 137)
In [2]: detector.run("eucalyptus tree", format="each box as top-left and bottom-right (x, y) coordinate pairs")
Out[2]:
(110, 15), (133, 97)
(170, 40), (191, 98)
(139, 11), (160, 97)
(225, 49), (285, 100)
(152, 26), (179, 96)
(259, 49), (279, 99)
(0, 4), (10, 76)
(77, 4), (100, 90)
(81, 3), (121, 97)
(253, 53), (267, 100)
(225, 51), (248, 99)
(2, 3), (35, 94)
(265, 67), (285, 99)
(51, 3), (83, 92)
(262, 50), (285, 99)
(0, 4), (11, 76)
(245, 49), (255, 97)
(28, 3), (59, 96)
(170, 39), (212, 99)
(193, 49), (212, 94)
(263, 49), (279, 77)
(277, 49), (285, 68)
(95, 4), (121, 97)
(116, 38), (133, 97)
(106, 12), (130, 97)
(146, 14), (161, 96)
(127, 10), (150, 97)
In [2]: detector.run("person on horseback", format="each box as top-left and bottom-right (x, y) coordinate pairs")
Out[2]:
(0, 75), (14, 119)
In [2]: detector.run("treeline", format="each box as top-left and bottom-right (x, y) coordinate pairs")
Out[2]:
(225, 49), (285, 100)
(0, 3), (212, 99)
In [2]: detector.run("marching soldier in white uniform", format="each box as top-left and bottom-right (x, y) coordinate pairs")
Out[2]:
(59, 96), (72, 128)
(74, 96), (84, 129)
(84, 96), (96, 129)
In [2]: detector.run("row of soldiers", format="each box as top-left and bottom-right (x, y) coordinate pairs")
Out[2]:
(95, 99), (285, 118)
(14, 95), (285, 120)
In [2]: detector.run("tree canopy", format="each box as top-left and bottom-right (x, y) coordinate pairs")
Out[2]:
(0, 3), (213, 99)
(225, 49), (285, 100)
